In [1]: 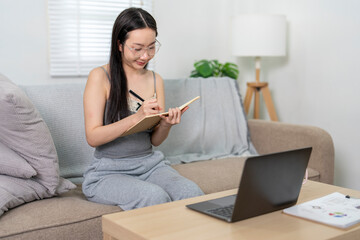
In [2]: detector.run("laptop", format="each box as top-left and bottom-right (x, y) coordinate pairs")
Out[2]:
(186, 147), (312, 223)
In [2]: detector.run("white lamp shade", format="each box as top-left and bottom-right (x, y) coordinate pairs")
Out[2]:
(232, 14), (286, 57)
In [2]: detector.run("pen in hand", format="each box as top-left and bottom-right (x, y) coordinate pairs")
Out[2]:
(129, 90), (144, 111)
(129, 90), (160, 112)
(129, 90), (145, 102)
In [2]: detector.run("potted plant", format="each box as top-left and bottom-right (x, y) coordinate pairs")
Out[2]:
(190, 59), (239, 80)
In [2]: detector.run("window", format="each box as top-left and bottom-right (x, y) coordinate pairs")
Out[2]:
(48, 0), (153, 77)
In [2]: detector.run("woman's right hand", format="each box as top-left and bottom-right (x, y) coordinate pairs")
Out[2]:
(136, 98), (161, 118)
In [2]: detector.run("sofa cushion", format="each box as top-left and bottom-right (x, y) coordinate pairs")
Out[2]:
(156, 77), (257, 164)
(307, 167), (320, 182)
(0, 74), (75, 216)
(172, 157), (320, 194)
(172, 157), (246, 194)
(0, 141), (36, 178)
(0, 186), (120, 239)
(0, 175), (49, 216)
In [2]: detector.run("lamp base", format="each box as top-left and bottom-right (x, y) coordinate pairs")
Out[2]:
(244, 82), (278, 121)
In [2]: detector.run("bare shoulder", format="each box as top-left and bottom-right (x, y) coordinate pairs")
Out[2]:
(153, 71), (163, 81)
(152, 71), (164, 87)
(88, 67), (108, 84)
(85, 66), (110, 98)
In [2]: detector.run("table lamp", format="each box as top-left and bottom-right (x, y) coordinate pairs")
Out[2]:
(232, 14), (286, 121)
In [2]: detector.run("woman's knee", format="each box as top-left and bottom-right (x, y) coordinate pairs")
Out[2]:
(182, 180), (204, 198)
(118, 184), (171, 210)
(168, 178), (204, 201)
(139, 184), (171, 206)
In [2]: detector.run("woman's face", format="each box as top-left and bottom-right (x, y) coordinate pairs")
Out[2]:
(120, 28), (157, 70)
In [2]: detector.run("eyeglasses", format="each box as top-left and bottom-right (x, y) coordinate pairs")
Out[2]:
(125, 40), (161, 57)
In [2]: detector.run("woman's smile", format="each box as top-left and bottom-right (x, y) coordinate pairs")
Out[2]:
(136, 60), (146, 66)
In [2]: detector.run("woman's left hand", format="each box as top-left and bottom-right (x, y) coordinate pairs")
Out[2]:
(159, 106), (189, 128)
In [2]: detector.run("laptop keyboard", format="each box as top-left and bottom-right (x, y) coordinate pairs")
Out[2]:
(206, 205), (234, 218)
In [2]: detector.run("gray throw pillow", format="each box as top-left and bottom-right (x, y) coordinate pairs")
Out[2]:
(0, 74), (75, 216)
(0, 175), (48, 216)
(0, 74), (60, 195)
(0, 141), (37, 178)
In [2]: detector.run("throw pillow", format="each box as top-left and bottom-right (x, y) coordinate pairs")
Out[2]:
(0, 175), (48, 216)
(0, 141), (37, 178)
(0, 74), (76, 216)
(0, 73), (60, 195)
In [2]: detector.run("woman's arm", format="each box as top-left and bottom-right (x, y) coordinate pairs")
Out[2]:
(150, 74), (187, 146)
(83, 68), (160, 147)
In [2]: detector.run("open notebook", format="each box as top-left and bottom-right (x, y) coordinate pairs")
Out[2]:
(120, 96), (200, 137)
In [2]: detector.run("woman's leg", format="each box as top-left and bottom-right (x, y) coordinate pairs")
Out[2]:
(83, 172), (171, 210)
(146, 162), (204, 201)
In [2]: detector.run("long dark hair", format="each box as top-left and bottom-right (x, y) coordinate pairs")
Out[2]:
(107, 7), (158, 123)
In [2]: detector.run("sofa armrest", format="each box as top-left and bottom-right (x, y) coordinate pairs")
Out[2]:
(248, 119), (334, 184)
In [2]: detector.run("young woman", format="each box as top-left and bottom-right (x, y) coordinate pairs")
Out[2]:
(82, 8), (204, 210)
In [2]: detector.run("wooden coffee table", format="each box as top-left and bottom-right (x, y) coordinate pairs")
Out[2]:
(102, 181), (360, 240)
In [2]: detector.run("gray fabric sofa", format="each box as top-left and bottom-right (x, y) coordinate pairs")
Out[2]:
(0, 77), (334, 240)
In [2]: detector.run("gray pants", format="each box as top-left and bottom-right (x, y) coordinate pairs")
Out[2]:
(82, 151), (204, 210)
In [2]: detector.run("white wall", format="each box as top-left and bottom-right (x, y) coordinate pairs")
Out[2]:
(230, 0), (360, 190)
(1, 0), (360, 190)
(0, 0), (49, 84)
(153, 0), (235, 79)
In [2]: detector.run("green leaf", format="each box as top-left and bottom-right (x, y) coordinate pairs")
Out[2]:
(221, 62), (239, 79)
(194, 60), (213, 78)
(190, 70), (201, 78)
(190, 60), (239, 79)
(211, 60), (220, 67)
(211, 60), (222, 77)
